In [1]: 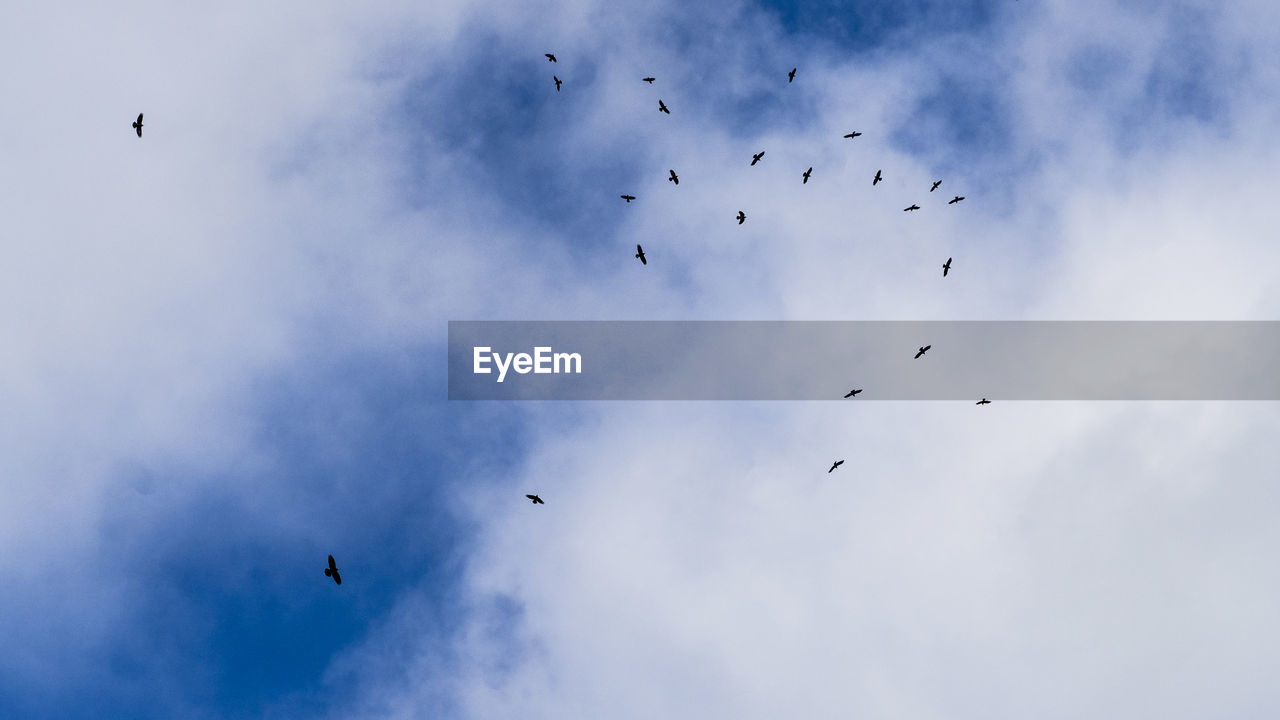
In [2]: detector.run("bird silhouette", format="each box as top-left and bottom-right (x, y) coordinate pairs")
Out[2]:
(788, 68), (797, 82)
(751, 151), (765, 166)
(844, 388), (862, 398)
(668, 169), (679, 185)
(737, 211), (746, 224)
(554, 76), (562, 91)
(949, 195), (965, 204)
(914, 345), (931, 359)
(658, 99), (670, 114)
(943, 257), (952, 277)
(545, 54), (557, 62)
(324, 555), (342, 585)
(642, 77), (655, 84)
(828, 460), (844, 473)
(872, 169), (882, 185)
(635, 245), (647, 264)
(904, 204), (920, 212)
(132, 113), (144, 138)
(976, 398), (991, 405)
(843, 131), (862, 138)
(930, 180), (942, 192)
(620, 195), (635, 203)
(527, 494), (545, 504)
(802, 167), (812, 184)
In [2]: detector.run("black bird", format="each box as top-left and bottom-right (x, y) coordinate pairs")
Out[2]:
(914, 345), (931, 359)
(751, 151), (765, 166)
(930, 180), (942, 192)
(904, 204), (920, 212)
(843, 131), (862, 138)
(788, 68), (797, 82)
(976, 398), (991, 405)
(635, 244), (647, 265)
(949, 195), (965, 204)
(527, 494), (545, 504)
(554, 76), (562, 91)
(844, 388), (862, 398)
(802, 167), (812, 184)
(737, 211), (746, 224)
(642, 77), (655, 84)
(620, 195), (635, 203)
(658, 99), (670, 114)
(132, 113), (144, 138)
(942, 257), (952, 277)
(872, 169), (882, 185)
(545, 53), (557, 62)
(668, 169), (679, 185)
(324, 555), (342, 585)
(828, 460), (844, 473)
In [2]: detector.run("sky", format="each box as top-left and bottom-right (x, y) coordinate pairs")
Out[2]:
(2, 0), (1280, 717)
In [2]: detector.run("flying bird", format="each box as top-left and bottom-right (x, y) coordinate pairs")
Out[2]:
(942, 257), (952, 276)
(526, 494), (545, 504)
(949, 195), (965, 204)
(668, 169), (679, 185)
(751, 151), (765, 166)
(872, 169), (882, 185)
(844, 388), (862, 398)
(658, 99), (670, 114)
(843, 131), (862, 138)
(788, 68), (797, 82)
(554, 76), (562, 91)
(132, 113), (144, 138)
(914, 345), (931, 359)
(977, 398), (991, 405)
(545, 53), (557, 62)
(635, 244), (647, 265)
(620, 195), (635, 203)
(904, 204), (920, 212)
(737, 211), (746, 224)
(828, 460), (844, 473)
(930, 180), (942, 192)
(642, 77), (655, 84)
(802, 167), (812, 184)
(324, 555), (342, 585)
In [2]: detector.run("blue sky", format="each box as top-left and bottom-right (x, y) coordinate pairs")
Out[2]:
(3, 0), (1280, 718)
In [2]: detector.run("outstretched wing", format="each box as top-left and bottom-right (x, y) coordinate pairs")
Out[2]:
(333, 569), (342, 585)
(328, 555), (337, 571)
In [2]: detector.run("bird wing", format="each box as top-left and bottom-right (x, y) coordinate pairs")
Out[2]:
(137, 113), (143, 123)
(136, 125), (143, 137)
(333, 569), (342, 585)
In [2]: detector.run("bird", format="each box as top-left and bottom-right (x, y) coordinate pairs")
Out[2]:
(844, 388), (862, 398)
(914, 345), (931, 359)
(843, 131), (862, 138)
(526, 494), (545, 504)
(788, 68), (797, 82)
(620, 195), (635, 203)
(872, 169), (882, 185)
(635, 244), (647, 265)
(545, 53), (557, 62)
(976, 398), (991, 405)
(949, 195), (965, 204)
(802, 167), (813, 184)
(930, 180), (942, 192)
(642, 77), (655, 84)
(828, 460), (844, 473)
(554, 76), (562, 91)
(751, 151), (765, 166)
(904, 204), (920, 212)
(132, 113), (144, 138)
(737, 211), (746, 224)
(942, 257), (952, 277)
(668, 169), (679, 185)
(324, 555), (342, 585)
(658, 99), (670, 114)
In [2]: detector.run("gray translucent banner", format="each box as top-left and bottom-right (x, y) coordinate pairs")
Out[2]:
(447, 321), (1280, 400)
